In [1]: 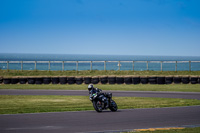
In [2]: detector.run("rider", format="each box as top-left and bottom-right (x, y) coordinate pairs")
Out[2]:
(88, 84), (109, 108)
(88, 84), (102, 99)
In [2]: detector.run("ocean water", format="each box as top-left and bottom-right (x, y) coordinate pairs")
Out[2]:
(0, 53), (200, 71)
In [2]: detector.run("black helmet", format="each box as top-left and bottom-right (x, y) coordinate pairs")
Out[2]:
(88, 84), (93, 91)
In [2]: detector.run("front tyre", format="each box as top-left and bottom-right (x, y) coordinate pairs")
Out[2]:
(93, 101), (102, 112)
(109, 100), (118, 112)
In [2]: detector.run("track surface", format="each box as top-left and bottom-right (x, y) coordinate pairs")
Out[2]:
(0, 89), (200, 133)
(1, 106), (200, 133)
(1, 89), (200, 99)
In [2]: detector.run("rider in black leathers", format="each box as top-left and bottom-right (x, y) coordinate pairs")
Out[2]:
(88, 84), (109, 108)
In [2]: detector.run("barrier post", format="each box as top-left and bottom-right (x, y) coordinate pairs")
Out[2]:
(35, 61), (37, 70)
(76, 61), (78, 71)
(90, 61), (92, 71)
(133, 61), (134, 71)
(62, 61), (64, 72)
(118, 61), (120, 71)
(7, 61), (9, 71)
(189, 61), (191, 72)
(161, 61), (163, 72)
(48, 61), (50, 71)
(175, 61), (177, 72)
(104, 61), (106, 71)
(147, 61), (149, 71)
(21, 61), (23, 71)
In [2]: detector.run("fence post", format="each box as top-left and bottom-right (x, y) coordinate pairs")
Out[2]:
(48, 61), (50, 71)
(133, 61), (134, 71)
(35, 61), (37, 70)
(175, 61), (177, 72)
(104, 61), (106, 71)
(147, 61), (149, 71)
(21, 61), (23, 71)
(76, 61), (78, 71)
(118, 61), (120, 71)
(161, 61), (163, 72)
(7, 61), (9, 71)
(62, 61), (64, 72)
(189, 61), (191, 72)
(90, 61), (92, 71)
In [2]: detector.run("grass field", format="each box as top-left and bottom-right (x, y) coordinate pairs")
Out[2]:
(0, 84), (200, 92)
(1, 70), (200, 77)
(0, 95), (200, 114)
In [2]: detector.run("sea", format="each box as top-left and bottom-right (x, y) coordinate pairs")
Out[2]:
(0, 53), (200, 71)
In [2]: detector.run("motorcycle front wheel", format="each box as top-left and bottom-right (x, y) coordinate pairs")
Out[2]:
(109, 100), (118, 112)
(93, 101), (103, 112)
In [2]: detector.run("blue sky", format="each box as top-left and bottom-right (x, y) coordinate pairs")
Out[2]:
(0, 0), (200, 56)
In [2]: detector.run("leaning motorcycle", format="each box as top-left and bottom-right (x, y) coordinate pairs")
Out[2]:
(90, 91), (118, 112)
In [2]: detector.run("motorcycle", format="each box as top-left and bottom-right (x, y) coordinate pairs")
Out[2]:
(90, 90), (118, 112)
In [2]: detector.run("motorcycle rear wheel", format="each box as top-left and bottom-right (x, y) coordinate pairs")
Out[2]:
(109, 100), (118, 112)
(93, 101), (103, 112)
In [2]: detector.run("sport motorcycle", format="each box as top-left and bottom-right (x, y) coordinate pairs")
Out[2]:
(90, 91), (118, 112)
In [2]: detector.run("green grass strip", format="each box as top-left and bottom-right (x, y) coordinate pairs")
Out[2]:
(0, 84), (200, 92)
(1, 70), (200, 77)
(0, 95), (200, 114)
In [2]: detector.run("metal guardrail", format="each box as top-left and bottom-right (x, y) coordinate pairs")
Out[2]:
(0, 61), (200, 71)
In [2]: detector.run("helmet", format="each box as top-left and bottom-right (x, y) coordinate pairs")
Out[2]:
(88, 84), (93, 91)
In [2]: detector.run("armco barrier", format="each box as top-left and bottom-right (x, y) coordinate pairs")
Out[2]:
(2, 60), (200, 71)
(1, 76), (200, 85)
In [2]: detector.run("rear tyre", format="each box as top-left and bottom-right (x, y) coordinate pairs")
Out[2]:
(93, 101), (102, 112)
(109, 100), (118, 112)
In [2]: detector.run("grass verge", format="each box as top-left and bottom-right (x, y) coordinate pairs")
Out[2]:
(0, 84), (200, 92)
(122, 127), (200, 133)
(1, 70), (200, 77)
(0, 95), (200, 114)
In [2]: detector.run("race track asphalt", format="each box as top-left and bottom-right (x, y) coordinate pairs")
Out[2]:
(0, 89), (200, 133)
(1, 106), (200, 133)
(1, 89), (200, 99)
